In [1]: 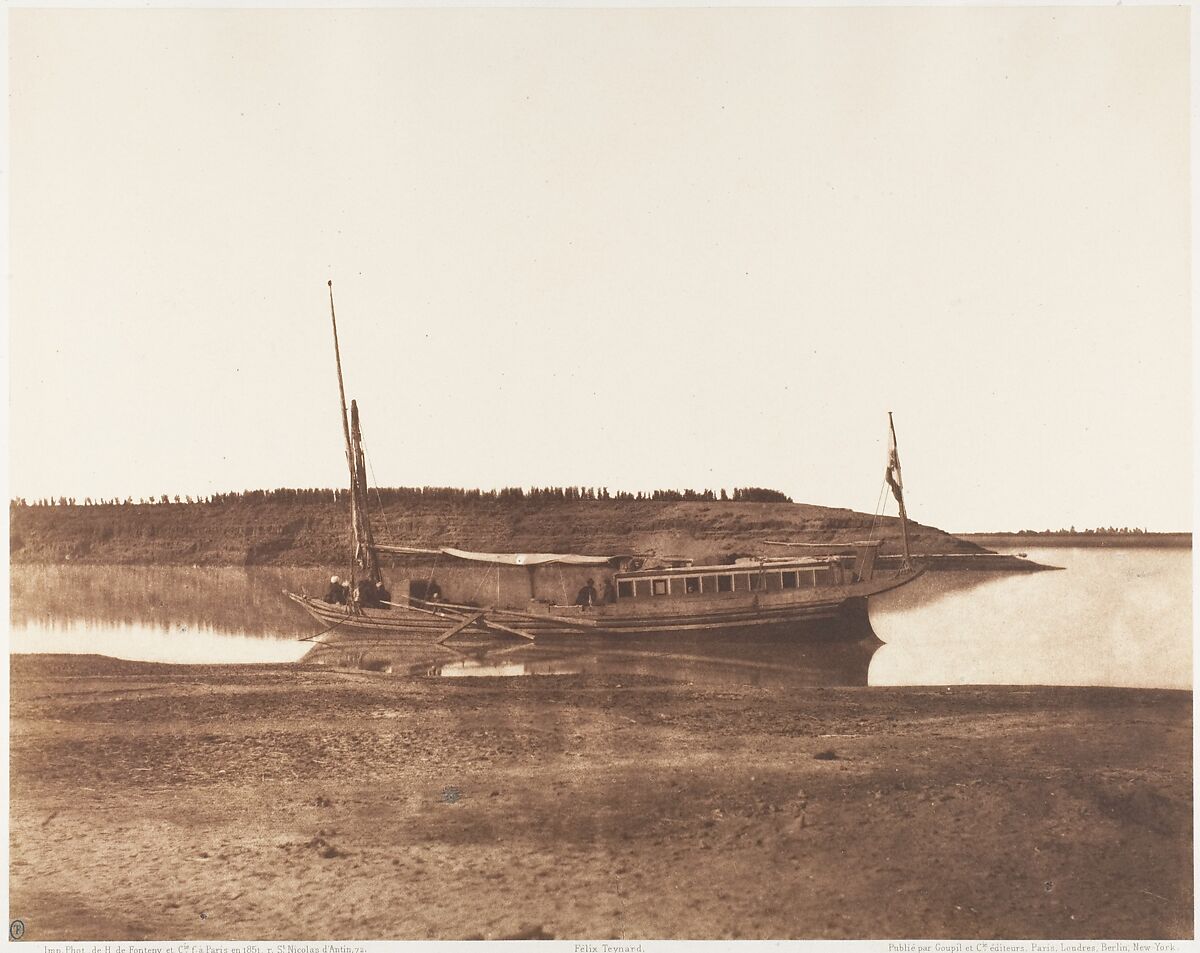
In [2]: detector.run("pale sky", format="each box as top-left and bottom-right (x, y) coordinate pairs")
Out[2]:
(8, 7), (1191, 532)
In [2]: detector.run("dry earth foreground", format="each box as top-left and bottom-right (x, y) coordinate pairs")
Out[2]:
(9, 655), (1192, 940)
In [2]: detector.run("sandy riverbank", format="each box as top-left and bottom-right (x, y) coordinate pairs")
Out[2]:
(10, 654), (1192, 940)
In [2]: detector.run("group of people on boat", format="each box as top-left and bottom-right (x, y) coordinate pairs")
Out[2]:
(323, 575), (392, 608)
(574, 577), (617, 608)
(323, 572), (613, 611)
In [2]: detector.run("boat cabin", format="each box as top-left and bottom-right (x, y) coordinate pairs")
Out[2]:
(370, 542), (880, 611)
(612, 557), (860, 601)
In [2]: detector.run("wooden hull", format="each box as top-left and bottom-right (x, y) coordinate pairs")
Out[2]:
(286, 568), (922, 642)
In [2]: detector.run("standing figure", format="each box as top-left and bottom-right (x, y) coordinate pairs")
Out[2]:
(575, 578), (598, 608)
(354, 581), (375, 608)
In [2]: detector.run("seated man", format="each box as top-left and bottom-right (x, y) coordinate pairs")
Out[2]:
(324, 575), (347, 605)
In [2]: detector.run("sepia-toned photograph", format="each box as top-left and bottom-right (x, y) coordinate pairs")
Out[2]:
(7, 3), (1192, 943)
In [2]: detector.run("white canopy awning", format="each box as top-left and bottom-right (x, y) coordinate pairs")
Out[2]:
(440, 548), (615, 567)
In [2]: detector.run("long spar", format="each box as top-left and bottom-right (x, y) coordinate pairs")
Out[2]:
(328, 280), (361, 589)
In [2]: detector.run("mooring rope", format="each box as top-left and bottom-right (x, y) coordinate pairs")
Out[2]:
(297, 605), (355, 642)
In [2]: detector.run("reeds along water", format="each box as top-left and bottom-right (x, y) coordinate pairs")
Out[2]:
(10, 564), (317, 637)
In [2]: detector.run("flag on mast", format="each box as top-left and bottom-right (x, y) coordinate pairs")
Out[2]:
(885, 417), (904, 506)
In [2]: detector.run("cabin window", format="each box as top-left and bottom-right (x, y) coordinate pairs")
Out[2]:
(717, 575), (733, 593)
(652, 579), (669, 596)
(765, 572), (783, 592)
(684, 577), (701, 594)
(700, 576), (717, 594)
(801, 571), (816, 588)
(733, 573), (749, 592)
(635, 579), (652, 598)
(618, 580), (634, 599)
(781, 571), (798, 589)
(749, 574), (763, 591)
(812, 568), (829, 586)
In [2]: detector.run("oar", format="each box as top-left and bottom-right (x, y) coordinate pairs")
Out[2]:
(380, 598), (480, 629)
(436, 611), (486, 644)
(476, 617), (536, 641)
(381, 598), (459, 618)
(376, 599), (481, 641)
(402, 596), (599, 631)
(379, 599), (537, 641)
(487, 605), (598, 629)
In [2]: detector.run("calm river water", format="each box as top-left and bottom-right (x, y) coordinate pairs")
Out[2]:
(8, 548), (1191, 689)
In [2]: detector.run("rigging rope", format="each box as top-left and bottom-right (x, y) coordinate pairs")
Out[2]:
(424, 549), (442, 601)
(867, 480), (888, 546)
(361, 443), (392, 540)
(466, 561), (495, 607)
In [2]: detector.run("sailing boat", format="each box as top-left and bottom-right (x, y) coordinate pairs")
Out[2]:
(285, 284), (925, 644)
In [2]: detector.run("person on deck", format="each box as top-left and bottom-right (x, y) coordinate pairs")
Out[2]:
(355, 580), (390, 608)
(324, 575), (347, 605)
(601, 579), (617, 604)
(575, 578), (598, 608)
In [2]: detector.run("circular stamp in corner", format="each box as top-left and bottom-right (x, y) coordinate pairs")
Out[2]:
(9, 919), (25, 941)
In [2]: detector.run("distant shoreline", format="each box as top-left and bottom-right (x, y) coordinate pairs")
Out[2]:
(959, 532), (1191, 549)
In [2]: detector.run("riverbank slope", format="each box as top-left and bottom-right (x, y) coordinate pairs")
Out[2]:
(11, 498), (986, 567)
(10, 654), (1191, 940)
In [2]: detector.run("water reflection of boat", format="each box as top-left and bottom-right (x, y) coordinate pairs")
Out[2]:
(286, 282), (923, 645)
(305, 628), (883, 689)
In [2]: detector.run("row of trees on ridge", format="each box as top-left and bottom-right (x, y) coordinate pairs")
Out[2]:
(11, 485), (794, 507)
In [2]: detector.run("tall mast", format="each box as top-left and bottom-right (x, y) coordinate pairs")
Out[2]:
(328, 280), (361, 587)
(886, 411), (912, 570)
